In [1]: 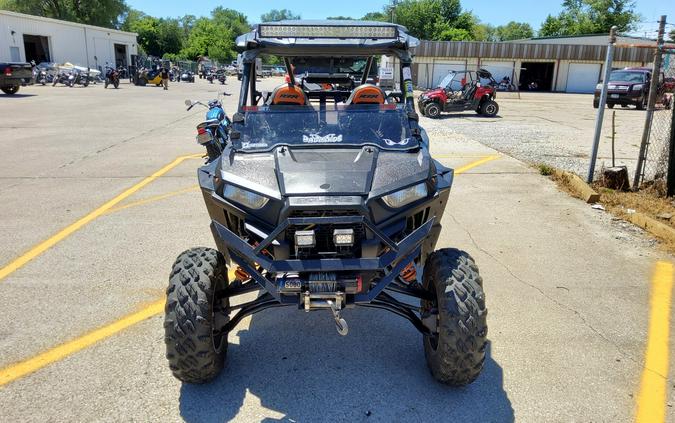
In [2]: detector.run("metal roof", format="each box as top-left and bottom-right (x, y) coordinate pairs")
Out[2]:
(412, 40), (653, 62)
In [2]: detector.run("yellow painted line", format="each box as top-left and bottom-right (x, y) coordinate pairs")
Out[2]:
(105, 185), (200, 214)
(454, 155), (500, 174)
(0, 155), (496, 386)
(0, 154), (202, 283)
(635, 261), (673, 423)
(0, 298), (166, 387)
(0, 268), (237, 388)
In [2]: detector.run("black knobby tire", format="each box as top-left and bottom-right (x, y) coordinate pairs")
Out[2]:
(1, 85), (19, 95)
(607, 103), (614, 109)
(113, 79), (119, 89)
(164, 247), (229, 384)
(424, 102), (441, 119)
(104, 79), (109, 89)
(480, 99), (499, 117)
(421, 249), (487, 386)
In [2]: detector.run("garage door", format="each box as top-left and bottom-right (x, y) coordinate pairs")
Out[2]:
(566, 63), (601, 93)
(431, 61), (465, 87)
(481, 61), (515, 82)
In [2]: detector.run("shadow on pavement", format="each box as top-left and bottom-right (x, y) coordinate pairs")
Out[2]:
(2, 93), (36, 98)
(179, 305), (513, 422)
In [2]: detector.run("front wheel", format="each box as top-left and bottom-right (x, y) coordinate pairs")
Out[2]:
(636, 97), (647, 110)
(479, 99), (499, 117)
(607, 103), (614, 109)
(422, 249), (487, 386)
(424, 102), (442, 119)
(164, 247), (229, 384)
(1, 85), (19, 95)
(113, 79), (119, 89)
(104, 79), (109, 89)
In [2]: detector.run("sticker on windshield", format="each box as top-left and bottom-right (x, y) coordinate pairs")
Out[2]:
(383, 138), (410, 146)
(242, 141), (268, 149)
(302, 133), (343, 144)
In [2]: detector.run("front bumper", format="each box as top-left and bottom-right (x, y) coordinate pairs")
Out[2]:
(210, 202), (437, 304)
(595, 90), (642, 105)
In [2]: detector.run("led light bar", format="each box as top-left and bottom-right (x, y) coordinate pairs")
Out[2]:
(259, 25), (397, 39)
(333, 229), (355, 246)
(295, 230), (316, 248)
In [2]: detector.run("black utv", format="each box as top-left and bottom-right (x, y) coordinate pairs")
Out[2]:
(164, 20), (487, 386)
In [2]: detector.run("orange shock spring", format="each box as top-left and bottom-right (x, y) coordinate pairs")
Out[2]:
(400, 262), (417, 283)
(234, 266), (250, 281)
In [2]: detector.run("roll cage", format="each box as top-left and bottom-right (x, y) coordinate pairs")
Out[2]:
(233, 20), (420, 115)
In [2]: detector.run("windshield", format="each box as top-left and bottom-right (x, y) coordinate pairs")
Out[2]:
(609, 71), (645, 83)
(233, 104), (416, 152)
(438, 73), (456, 88)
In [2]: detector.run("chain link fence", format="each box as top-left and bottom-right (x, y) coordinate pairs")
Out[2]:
(637, 52), (675, 193)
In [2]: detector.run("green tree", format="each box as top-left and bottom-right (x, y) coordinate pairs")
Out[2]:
(539, 0), (638, 36)
(260, 9), (301, 22)
(495, 21), (534, 41)
(472, 23), (497, 41)
(361, 11), (389, 22)
(0, 0), (127, 28)
(327, 16), (355, 20)
(670, 28), (675, 43)
(375, 0), (477, 41)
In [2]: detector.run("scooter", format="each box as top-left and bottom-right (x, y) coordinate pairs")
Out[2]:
(184, 93), (231, 162)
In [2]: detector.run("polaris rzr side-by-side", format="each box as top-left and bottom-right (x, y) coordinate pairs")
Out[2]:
(165, 20), (487, 386)
(418, 69), (499, 118)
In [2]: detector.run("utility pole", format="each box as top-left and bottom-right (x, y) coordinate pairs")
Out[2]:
(633, 15), (667, 190)
(587, 26), (617, 183)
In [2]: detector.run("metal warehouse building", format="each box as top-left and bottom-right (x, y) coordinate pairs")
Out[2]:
(388, 35), (656, 93)
(0, 10), (137, 70)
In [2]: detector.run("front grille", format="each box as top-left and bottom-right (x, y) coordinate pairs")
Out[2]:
(287, 210), (365, 259)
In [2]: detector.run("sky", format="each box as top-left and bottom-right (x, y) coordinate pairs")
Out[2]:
(126, 0), (675, 38)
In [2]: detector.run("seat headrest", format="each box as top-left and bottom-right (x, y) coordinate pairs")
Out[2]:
(346, 84), (386, 105)
(269, 84), (307, 105)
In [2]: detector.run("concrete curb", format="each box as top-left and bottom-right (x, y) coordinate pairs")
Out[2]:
(553, 170), (600, 203)
(627, 212), (675, 244)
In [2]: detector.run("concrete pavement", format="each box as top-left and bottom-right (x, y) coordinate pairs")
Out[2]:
(0, 77), (672, 422)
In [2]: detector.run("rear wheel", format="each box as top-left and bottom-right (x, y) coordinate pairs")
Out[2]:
(1, 85), (19, 95)
(164, 247), (229, 384)
(593, 99), (599, 108)
(422, 249), (487, 386)
(480, 99), (499, 117)
(424, 102), (442, 119)
(113, 79), (119, 89)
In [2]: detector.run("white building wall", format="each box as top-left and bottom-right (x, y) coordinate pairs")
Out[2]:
(0, 10), (137, 70)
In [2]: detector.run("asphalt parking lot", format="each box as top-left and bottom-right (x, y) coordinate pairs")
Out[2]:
(0, 77), (673, 422)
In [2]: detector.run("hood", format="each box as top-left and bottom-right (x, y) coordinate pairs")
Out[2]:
(220, 147), (430, 198)
(422, 87), (444, 97)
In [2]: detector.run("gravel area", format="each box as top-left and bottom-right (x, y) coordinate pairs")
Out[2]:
(418, 92), (652, 179)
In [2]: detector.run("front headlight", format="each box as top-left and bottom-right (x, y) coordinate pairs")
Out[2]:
(381, 182), (428, 208)
(223, 185), (269, 209)
(632, 84), (643, 91)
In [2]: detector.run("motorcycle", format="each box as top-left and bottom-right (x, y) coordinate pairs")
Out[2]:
(184, 93), (231, 162)
(217, 69), (226, 85)
(71, 69), (90, 87)
(206, 70), (215, 84)
(180, 71), (195, 83)
(497, 76), (515, 92)
(53, 70), (76, 87)
(34, 68), (49, 85)
(105, 66), (120, 89)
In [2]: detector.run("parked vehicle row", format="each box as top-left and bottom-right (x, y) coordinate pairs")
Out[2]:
(593, 67), (672, 110)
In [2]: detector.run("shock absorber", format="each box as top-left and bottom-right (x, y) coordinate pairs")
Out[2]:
(400, 262), (417, 284)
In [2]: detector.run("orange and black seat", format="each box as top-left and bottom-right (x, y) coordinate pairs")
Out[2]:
(345, 84), (386, 105)
(267, 84), (308, 105)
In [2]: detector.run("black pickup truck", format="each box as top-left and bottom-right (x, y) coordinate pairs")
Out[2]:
(0, 62), (33, 95)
